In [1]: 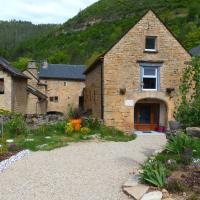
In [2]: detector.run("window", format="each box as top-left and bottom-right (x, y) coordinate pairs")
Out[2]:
(145, 36), (157, 51)
(64, 82), (67, 86)
(142, 67), (158, 91)
(0, 79), (4, 94)
(49, 96), (59, 103)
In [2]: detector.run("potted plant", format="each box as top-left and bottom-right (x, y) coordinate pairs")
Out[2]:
(69, 108), (82, 131)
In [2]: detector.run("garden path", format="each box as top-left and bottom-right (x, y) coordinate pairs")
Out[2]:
(0, 135), (167, 200)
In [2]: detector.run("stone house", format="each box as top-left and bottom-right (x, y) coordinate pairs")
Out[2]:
(38, 62), (85, 114)
(84, 10), (191, 133)
(0, 57), (29, 113)
(23, 61), (48, 115)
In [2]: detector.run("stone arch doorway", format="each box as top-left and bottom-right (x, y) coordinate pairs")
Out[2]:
(134, 98), (168, 131)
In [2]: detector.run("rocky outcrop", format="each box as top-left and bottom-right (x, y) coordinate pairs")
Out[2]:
(186, 127), (200, 138)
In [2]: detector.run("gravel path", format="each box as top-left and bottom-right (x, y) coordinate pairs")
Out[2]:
(0, 135), (166, 200)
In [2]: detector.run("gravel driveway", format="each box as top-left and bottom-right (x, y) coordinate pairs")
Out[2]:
(0, 135), (166, 200)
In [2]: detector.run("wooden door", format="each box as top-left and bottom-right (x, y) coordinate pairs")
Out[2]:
(134, 103), (159, 131)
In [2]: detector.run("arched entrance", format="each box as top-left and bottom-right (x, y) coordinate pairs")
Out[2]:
(134, 98), (168, 131)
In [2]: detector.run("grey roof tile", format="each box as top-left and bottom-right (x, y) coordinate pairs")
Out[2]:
(39, 64), (86, 81)
(190, 45), (200, 57)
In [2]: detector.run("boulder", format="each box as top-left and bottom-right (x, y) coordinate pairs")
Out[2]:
(123, 174), (140, 187)
(186, 127), (200, 138)
(141, 191), (162, 200)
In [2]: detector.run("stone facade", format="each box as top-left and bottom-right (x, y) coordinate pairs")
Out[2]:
(42, 79), (85, 114)
(84, 10), (191, 133)
(0, 68), (28, 113)
(24, 64), (47, 115)
(84, 63), (102, 118)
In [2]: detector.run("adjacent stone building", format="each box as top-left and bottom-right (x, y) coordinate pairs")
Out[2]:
(0, 57), (29, 113)
(84, 10), (191, 133)
(38, 62), (85, 114)
(24, 61), (48, 114)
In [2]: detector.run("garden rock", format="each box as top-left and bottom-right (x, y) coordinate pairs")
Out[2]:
(162, 189), (170, 199)
(123, 184), (149, 200)
(123, 174), (140, 187)
(0, 150), (30, 173)
(186, 127), (200, 138)
(140, 191), (162, 200)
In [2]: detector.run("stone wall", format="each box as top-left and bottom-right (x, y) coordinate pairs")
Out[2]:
(12, 77), (28, 114)
(0, 69), (12, 111)
(84, 64), (102, 118)
(42, 79), (85, 114)
(24, 69), (47, 114)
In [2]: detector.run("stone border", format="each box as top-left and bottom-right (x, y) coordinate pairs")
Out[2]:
(0, 150), (31, 173)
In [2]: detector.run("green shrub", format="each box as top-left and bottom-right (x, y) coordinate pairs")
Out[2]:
(83, 116), (101, 129)
(4, 114), (28, 137)
(140, 160), (168, 188)
(65, 122), (74, 134)
(166, 133), (193, 156)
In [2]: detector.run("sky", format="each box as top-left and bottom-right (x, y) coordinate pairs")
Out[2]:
(0, 0), (98, 24)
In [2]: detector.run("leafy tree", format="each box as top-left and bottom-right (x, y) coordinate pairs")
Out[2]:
(12, 57), (31, 71)
(175, 57), (200, 127)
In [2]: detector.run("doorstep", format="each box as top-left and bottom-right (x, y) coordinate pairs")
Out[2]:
(134, 131), (166, 136)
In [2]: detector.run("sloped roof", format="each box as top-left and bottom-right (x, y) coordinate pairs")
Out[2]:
(27, 85), (47, 100)
(0, 57), (29, 79)
(190, 45), (200, 57)
(39, 64), (86, 81)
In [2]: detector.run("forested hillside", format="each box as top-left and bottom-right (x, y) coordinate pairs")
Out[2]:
(3, 0), (200, 67)
(0, 20), (58, 58)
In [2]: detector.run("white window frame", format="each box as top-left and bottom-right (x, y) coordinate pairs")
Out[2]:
(142, 67), (158, 91)
(145, 36), (157, 52)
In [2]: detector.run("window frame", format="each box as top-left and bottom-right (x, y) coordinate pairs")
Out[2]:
(140, 63), (161, 91)
(145, 36), (157, 52)
(0, 78), (5, 94)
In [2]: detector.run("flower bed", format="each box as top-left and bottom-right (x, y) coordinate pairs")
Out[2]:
(139, 133), (200, 199)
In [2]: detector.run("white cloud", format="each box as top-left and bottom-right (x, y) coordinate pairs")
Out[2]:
(0, 0), (98, 24)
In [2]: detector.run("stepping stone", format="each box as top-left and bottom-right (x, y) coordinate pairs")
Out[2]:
(141, 191), (162, 200)
(123, 184), (149, 200)
(6, 139), (14, 143)
(123, 174), (140, 187)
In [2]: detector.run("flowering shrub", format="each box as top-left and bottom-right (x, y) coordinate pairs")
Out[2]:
(80, 127), (91, 135)
(65, 122), (74, 134)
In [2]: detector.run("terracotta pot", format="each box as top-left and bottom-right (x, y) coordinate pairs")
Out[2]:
(70, 119), (82, 131)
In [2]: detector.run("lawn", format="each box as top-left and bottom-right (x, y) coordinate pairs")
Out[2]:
(0, 114), (136, 154)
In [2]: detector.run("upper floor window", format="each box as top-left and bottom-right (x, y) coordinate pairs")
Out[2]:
(145, 36), (157, 51)
(0, 78), (4, 94)
(142, 67), (158, 91)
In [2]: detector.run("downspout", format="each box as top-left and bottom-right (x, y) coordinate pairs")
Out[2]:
(101, 63), (104, 120)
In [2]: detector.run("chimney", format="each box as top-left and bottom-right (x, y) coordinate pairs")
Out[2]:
(28, 60), (37, 69)
(42, 60), (48, 69)
(27, 60), (38, 77)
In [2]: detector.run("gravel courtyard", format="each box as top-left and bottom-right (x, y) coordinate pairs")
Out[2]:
(0, 135), (167, 200)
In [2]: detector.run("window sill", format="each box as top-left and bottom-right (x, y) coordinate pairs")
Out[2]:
(142, 89), (158, 92)
(144, 49), (158, 53)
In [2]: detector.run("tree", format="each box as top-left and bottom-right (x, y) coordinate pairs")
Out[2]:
(175, 57), (200, 127)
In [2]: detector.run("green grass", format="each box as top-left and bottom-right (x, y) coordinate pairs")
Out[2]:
(0, 117), (136, 152)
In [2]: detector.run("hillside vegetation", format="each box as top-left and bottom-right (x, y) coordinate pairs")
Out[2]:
(3, 0), (200, 66)
(0, 20), (58, 58)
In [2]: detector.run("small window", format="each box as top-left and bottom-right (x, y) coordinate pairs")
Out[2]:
(49, 96), (58, 103)
(54, 96), (58, 103)
(145, 36), (156, 51)
(64, 82), (67, 86)
(0, 79), (4, 94)
(142, 67), (158, 91)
